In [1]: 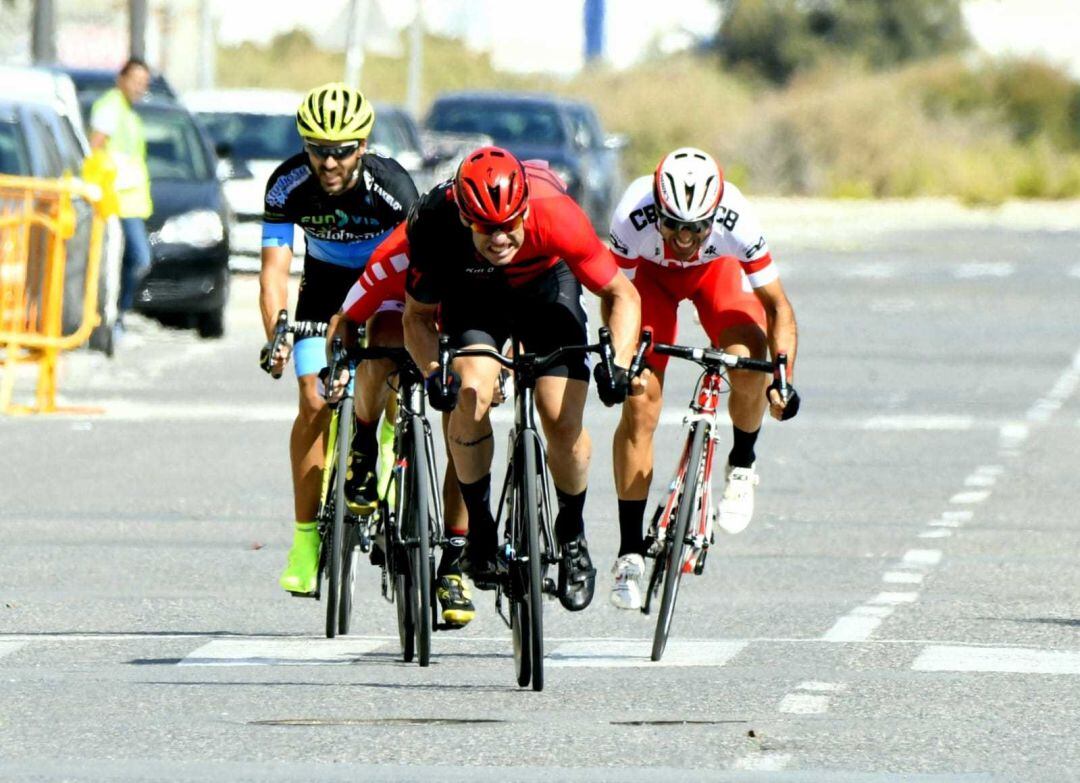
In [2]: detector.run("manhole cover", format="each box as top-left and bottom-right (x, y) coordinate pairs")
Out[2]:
(251, 717), (506, 727)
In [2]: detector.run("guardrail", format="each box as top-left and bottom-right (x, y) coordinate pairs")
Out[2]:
(0, 173), (107, 414)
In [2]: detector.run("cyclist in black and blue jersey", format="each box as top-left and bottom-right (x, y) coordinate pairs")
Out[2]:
(258, 83), (418, 596)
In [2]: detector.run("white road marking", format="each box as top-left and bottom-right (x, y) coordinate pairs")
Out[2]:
(942, 510), (975, 522)
(796, 681), (847, 693)
(912, 646), (1080, 675)
(953, 262), (1015, 278)
(1070, 264), (1080, 279)
(821, 607), (894, 643)
(949, 490), (990, 504)
(883, 571), (924, 584)
(862, 415), (973, 431)
(733, 753), (793, 771)
(0, 641), (25, 660)
(844, 263), (896, 279)
(964, 474), (997, 488)
(919, 529), (953, 539)
(180, 638), (388, 665)
(928, 519), (964, 528)
(546, 639), (747, 668)
(869, 592), (919, 606)
(902, 549), (943, 567)
(998, 422), (1029, 451)
(779, 693), (831, 714)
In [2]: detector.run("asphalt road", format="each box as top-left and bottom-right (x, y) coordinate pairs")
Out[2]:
(2, 206), (1079, 782)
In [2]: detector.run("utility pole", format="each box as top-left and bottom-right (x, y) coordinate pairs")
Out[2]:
(129, 0), (147, 60)
(198, 0), (215, 88)
(405, 3), (424, 117)
(343, 0), (372, 86)
(31, 0), (58, 65)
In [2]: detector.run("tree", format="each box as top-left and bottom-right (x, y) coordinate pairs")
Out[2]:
(716, 0), (970, 83)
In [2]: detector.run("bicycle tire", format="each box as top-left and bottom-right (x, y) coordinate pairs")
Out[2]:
(521, 429), (545, 691)
(507, 436), (531, 687)
(408, 416), (433, 667)
(337, 522), (360, 635)
(325, 399), (353, 639)
(652, 421), (707, 662)
(391, 451), (416, 663)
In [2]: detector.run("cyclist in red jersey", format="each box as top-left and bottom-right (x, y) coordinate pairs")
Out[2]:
(402, 146), (642, 612)
(606, 147), (800, 610)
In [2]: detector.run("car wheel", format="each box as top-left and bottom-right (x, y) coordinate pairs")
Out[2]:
(197, 307), (226, 339)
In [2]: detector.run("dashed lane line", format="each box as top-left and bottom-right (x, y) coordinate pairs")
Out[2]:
(912, 646), (1080, 675)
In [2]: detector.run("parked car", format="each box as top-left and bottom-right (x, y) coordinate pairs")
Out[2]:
(77, 93), (232, 338)
(185, 89), (444, 265)
(425, 91), (626, 229)
(0, 79), (119, 354)
(53, 66), (178, 106)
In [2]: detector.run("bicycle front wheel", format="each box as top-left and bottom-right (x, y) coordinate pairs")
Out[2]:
(408, 416), (434, 667)
(337, 522), (360, 635)
(521, 429), (545, 691)
(652, 421), (707, 662)
(325, 397), (353, 639)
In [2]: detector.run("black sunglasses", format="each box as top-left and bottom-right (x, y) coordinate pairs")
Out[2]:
(660, 215), (713, 234)
(305, 141), (361, 161)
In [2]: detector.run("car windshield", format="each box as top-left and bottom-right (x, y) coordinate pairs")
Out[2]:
(0, 120), (30, 175)
(137, 106), (213, 181)
(428, 103), (566, 146)
(195, 112), (302, 161)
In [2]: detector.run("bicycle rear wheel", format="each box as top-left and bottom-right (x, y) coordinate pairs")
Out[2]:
(325, 399), (353, 639)
(652, 421), (706, 662)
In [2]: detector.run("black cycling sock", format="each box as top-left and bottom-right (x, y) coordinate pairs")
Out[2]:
(554, 487), (587, 544)
(351, 417), (379, 461)
(617, 499), (648, 557)
(458, 475), (496, 546)
(438, 533), (466, 577)
(727, 425), (760, 469)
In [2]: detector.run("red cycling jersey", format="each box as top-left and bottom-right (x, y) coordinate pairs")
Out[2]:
(339, 221), (409, 323)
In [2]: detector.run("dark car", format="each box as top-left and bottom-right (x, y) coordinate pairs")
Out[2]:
(79, 95), (232, 338)
(425, 91), (625, 229)
(53, 66), (178, 106)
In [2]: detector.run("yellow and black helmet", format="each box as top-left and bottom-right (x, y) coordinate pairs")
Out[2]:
(296, 82), (375, 142)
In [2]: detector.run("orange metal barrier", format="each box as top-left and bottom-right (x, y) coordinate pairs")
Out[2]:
(0, 174), (106, 414)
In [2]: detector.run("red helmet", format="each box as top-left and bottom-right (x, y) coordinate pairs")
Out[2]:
(453, 146), (529, 226)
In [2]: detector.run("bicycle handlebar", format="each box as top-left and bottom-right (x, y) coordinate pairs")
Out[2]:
(652, 342), (774, 373)
(437, 328), (651, 387)
(260, 309), (330, 378)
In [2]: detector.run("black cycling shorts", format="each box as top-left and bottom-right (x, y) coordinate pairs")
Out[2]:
(440, 261), (590, 381)
(295, 256), (360, 324)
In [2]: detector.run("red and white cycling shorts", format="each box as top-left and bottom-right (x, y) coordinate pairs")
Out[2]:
(634, 258), (766, 374)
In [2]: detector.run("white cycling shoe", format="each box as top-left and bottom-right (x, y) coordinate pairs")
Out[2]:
(717, 463), (759, 535)
(609, 553), (645, 610)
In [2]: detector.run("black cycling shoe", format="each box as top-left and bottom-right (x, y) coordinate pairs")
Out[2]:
(460, 538), (501, 591)
(368, 542), (385, 568)
(557, 534), (596, 611)
(344, 449), (378, 514)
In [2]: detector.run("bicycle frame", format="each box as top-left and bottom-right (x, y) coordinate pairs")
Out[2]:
(649, 369), (726, 585)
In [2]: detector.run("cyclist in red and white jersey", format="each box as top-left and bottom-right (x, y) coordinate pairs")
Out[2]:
(606, 147), (800, 610)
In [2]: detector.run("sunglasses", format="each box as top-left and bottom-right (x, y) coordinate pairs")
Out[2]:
(468, 214), (525, 235)
(305, 141), (361, 161)
(660, 215), (713, 234)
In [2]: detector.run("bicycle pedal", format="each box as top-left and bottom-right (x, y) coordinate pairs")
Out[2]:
(542, 577), (557, 595)
(693, 549), (708, 575)
(287, 590), (318, 599)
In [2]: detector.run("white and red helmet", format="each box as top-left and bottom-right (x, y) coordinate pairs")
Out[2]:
(653, 147), (724, 227)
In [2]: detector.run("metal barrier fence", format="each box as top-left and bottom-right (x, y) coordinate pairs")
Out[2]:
(0, 174), (106, 414)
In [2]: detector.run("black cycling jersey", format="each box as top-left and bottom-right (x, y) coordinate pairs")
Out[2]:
(262, 152), (418, 271)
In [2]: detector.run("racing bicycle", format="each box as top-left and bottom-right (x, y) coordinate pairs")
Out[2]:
(436, 328), (649, 690)
(641, 342), (781, 661)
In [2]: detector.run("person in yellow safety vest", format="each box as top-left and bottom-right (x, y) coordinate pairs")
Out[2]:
(88, 58), (154, 335)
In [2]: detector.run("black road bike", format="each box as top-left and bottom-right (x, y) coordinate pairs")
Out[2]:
(437, 328), (648, 690)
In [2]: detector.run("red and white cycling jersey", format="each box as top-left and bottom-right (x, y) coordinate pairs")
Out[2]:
(607, 176), (777, 289)
(339, 221), (409, 324)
